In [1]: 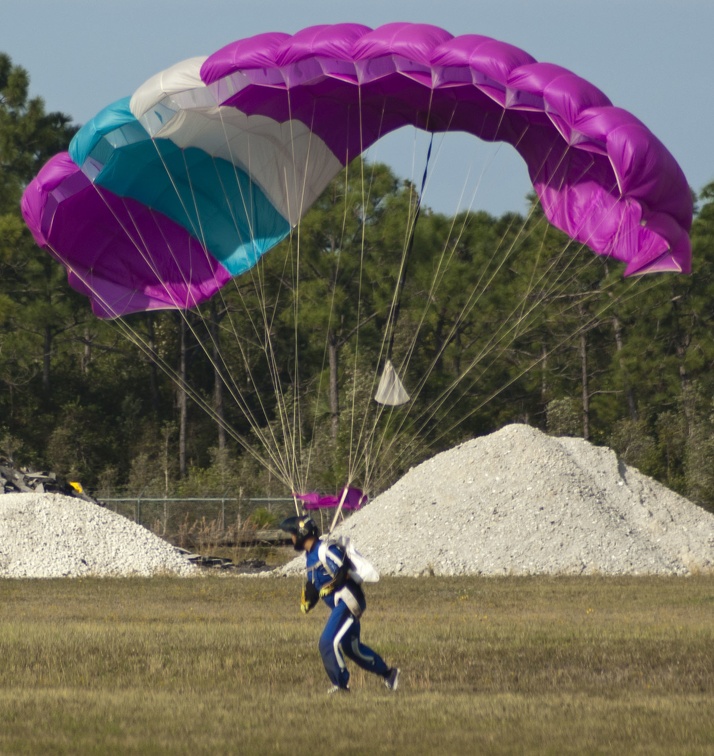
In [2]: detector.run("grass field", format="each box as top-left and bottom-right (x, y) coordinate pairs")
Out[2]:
(1, 575), (712, 754)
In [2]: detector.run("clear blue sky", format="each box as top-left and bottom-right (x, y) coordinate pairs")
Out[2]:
(2, 0), (711, 217)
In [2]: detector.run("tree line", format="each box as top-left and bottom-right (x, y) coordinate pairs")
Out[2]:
(2, 53), (713, 513)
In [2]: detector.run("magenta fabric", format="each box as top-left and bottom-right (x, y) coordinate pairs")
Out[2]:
(202, 22), (691, 275)
(21, 153), (231, 318)
(296, 487), (367, 511)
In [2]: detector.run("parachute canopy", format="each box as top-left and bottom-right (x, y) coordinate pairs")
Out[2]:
(296, 487), (367, 511)
(22, 22), (692, 319)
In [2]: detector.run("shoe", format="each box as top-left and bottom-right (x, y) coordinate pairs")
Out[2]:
(327, 685), (350, 694)
(384, 667), (400, 691)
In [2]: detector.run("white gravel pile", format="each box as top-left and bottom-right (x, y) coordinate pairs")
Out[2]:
(281, 424), (714, 576)
(0, 493), (197, 577)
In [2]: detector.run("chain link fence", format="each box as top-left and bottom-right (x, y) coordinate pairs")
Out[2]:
(101, 495), (297, 546)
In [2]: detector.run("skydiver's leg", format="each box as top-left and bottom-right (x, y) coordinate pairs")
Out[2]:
(318, 602), (353, 689)
(340, 617), (390, 678)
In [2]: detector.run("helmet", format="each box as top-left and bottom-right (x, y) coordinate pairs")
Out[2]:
(279, 515), (320, 551)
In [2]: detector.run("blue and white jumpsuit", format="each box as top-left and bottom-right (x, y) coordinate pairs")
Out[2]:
(305, 539), (390, 689)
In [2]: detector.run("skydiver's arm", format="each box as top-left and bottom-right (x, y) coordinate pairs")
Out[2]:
(301, 580), (319, 613)
(318, 546), (350, 597)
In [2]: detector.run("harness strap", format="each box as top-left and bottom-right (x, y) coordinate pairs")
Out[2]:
(317, 541), (344, 577)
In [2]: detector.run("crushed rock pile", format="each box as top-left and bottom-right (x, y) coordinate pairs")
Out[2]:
(281, 424), (714, 577)
(0, 493), (197, 578)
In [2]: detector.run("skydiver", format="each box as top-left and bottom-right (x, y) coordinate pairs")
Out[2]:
(279, 515), (400, 694)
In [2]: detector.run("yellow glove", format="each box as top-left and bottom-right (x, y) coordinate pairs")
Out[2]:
(301, 581), (319, 613)
(319, 581), (336, 598)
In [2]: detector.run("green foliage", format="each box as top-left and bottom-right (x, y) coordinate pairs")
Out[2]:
(546, 397), (581, 437)
(44, 400), (119, 480)
(608, 418), (659, 475)
(247, 505), (279, 529)
(680, 383), (714, 512)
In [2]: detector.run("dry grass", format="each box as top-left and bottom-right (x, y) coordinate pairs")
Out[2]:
(0, 575), (712, 754)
